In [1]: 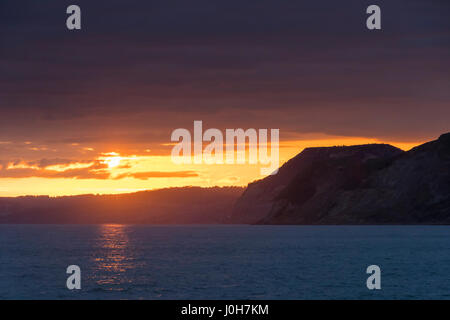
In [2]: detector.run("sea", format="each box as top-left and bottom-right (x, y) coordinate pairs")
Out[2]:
(1, 225), (450, 300)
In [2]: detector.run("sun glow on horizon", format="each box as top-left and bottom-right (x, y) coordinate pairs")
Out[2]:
(100, 152), (131, 169)
(0, 135), (427, 197)
(105, 156), (122, 168)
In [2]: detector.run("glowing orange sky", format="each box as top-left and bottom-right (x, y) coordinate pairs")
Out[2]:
(0, 135), (423, 197)
(1, 2), (448, 197)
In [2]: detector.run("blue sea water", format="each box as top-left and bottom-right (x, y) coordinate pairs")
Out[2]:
(1, 224), (450, 300)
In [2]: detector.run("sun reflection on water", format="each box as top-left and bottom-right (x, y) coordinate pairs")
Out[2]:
(92, 224), (138, 289)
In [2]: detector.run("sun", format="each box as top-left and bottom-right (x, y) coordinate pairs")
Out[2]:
(106, 156), (122, 168)
(101, 152), (123, 169)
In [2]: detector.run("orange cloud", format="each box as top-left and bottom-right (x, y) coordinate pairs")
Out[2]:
(114, 171), (199, 180)
(0, 167), (110, 180)
(0, 158), (199, 181)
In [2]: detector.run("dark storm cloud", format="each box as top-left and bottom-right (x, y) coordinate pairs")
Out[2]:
(0, 0), (449, 154)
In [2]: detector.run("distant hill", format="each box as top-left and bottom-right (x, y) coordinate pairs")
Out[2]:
(0, 187), (243, 224)
(231, 133), (450, 224)
(2, 133), (450, 225)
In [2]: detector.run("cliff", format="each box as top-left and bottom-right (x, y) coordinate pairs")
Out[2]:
(231, 133), (450, 224)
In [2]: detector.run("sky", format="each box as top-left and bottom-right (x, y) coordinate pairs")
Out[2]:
(0, 0), (449, 196)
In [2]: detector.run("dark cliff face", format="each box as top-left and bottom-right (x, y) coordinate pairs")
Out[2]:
(231, 133), (450, 224)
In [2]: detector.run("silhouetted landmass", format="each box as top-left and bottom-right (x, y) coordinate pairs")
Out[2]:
(0, 187), (243, 224)
(2, 133), (450, 225)
(232, 133), (450, 224)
